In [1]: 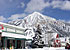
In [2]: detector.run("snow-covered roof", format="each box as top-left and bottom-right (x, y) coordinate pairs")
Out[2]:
(0, 22), (25, 30)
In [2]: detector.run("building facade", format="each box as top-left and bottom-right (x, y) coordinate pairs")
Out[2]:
(0, 22), (32, 49)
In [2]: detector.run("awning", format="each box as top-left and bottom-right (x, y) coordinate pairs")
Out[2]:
(2, 32), (32, 40)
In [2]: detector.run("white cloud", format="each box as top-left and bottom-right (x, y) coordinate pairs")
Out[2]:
(21, 2), (25, 8)
(61, 1), (70, 10)
(25, 0), (50, 13)
(67, 21), (70, 23)
(25, 0), (70, 13)
(49, 0), (70, 10)
(51, 1), (63, 8)
(8, 13), (26, 20)
(17, 2), (25, 8)
(0, 16), (6, 22)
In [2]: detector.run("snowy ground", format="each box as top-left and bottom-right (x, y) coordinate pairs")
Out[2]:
(0, 47), (68, 50)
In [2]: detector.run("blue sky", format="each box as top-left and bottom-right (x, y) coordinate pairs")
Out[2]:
(0, 0), (70, 23)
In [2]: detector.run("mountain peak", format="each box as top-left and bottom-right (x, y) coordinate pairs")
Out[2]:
(29, 12), (56, 21)
(32, 11), (42, 15)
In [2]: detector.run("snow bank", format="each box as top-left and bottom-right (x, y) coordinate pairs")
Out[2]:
(2, 47), (67, 50)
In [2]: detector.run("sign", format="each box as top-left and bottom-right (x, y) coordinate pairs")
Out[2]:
(0, 24), (4, 30)
(16, 29), (24, 33)
(7, 28), (15, 32)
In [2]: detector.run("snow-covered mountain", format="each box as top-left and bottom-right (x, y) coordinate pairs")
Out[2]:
(8, 19), (23, 26)
(8, 12), (70, 36)
(8, 12), (70, 45)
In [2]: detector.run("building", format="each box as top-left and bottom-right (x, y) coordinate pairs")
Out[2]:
(0, 22), (32, 49)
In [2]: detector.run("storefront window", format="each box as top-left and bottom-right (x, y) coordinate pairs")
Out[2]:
(17, 40), (21, 49)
